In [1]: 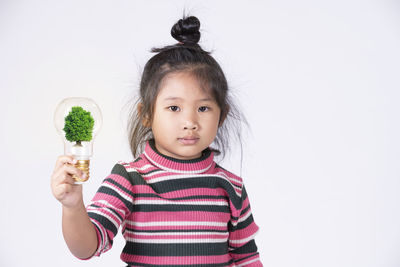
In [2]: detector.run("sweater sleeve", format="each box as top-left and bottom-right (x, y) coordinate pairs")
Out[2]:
(228, 185), (262, 266)
(85, 163), (135, 257)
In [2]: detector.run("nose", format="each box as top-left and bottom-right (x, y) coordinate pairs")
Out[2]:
(183, 111), (198, 130)
(184, 123), (197, 130)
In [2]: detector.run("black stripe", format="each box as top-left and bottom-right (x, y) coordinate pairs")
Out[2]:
(91, 222), (105, 246)
(236, 214), (254, 230)
(132, 204), (230, 213)
(106, 177), (135, 199)
(214, 164), (242, 187)
(241, 186), (248, 200)
(229, 240), (258, 255)
(148, 177), (242, 209)
(112, 164), (244, 210)
(133, 193), (229, 201)
(239, 204), (250, 216)
(88, 212), (118, 238)
(97, 186), (134, 212)
(234, 252), (259, 264)
(122, 241), (228, 256)
(140, 168), (163, 176)
(124, 228), (228, 233)
(89, 203), (124, 222)
(111, 164), (147, 185)
(230, 215), (239, 221)
(126, 259), (234, 267)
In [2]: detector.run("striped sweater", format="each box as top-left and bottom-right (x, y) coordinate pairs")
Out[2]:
(86, 140), (262, 266)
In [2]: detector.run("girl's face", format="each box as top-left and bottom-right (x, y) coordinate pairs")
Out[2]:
(150, 72), (221, 160)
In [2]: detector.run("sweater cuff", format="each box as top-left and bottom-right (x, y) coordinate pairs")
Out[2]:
(75, 221), (102, 260)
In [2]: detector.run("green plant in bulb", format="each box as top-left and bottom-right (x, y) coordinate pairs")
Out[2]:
(63, 106), (94, 146)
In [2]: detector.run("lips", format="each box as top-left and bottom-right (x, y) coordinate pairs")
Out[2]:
(178, 136), (199, 145)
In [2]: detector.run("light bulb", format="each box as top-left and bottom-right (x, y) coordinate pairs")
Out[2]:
(54, 97), (102, 183)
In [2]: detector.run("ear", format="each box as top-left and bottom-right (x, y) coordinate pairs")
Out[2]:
(137, 103), (151, 128)
(218, 105), (230, 127)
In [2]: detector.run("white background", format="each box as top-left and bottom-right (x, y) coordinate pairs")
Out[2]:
(0, 0), (399, 266)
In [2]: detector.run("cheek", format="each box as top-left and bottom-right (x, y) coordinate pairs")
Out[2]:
(205, 115), (220, 134)
(152, 111), (174, 131)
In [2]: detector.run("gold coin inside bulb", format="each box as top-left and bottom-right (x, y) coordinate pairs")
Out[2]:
(72, 160), (90, 182)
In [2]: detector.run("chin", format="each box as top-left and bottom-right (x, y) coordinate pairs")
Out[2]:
(175, 150), (202, 160)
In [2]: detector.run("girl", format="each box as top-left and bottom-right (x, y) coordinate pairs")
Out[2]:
(51, 16), (262, 267)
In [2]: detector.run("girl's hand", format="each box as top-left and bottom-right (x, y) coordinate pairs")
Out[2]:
(51, 155), (86, 209)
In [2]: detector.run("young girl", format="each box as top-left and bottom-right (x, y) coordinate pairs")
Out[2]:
(51, 16), (262, 267)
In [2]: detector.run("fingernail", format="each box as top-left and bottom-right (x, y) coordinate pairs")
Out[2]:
(82, 173), (87, 179)
(72, 158), (77, 164)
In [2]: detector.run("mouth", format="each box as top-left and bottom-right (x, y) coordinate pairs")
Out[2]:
(178, 137), (199, 145)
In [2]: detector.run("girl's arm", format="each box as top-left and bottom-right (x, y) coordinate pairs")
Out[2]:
(229, 186), (263, 266)
(51, 155), (98, 259)
(62, 201), (98, 259)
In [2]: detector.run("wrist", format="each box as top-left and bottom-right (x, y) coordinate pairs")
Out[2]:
(62, 200), (86, 215)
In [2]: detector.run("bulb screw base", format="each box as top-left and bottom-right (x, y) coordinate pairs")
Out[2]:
(73, 160), (90, 183)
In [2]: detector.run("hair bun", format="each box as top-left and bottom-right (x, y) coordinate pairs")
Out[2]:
(171, 16), (201, 45)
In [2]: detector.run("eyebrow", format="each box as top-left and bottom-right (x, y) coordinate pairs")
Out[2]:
(162, 96), (214, 102)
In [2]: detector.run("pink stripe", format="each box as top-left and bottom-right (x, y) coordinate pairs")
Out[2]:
(132, 185), (228, 198)
(89, 218), (114, 253)
(126, 224), (227, 232)
(130, 211), (230, 222)
(234, 254), (261, 266)
(121, 254), (232, 265)
(232, 252), (259, 262)
(229, 222), (259, 247)
(125, 232), (229, 240)
(105, 176), (134, 197)
(215, 171), (242, 188)
(229, 195), (250, 215)
(88, 206), (121, 224)
(91, 193), (126, 211)
(242, 196), (250, 208)
(134, 197), (228, 203)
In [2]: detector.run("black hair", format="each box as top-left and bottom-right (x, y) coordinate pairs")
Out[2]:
(128, 15), (246, 160)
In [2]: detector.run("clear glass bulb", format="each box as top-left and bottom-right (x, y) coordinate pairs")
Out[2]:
(54, 97), (102, 183)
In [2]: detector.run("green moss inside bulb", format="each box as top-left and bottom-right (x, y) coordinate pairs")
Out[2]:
(63, 106), (95, 145)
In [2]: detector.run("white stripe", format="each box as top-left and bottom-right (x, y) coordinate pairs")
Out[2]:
(145, 173), (242, 198)
(141, 170), (169, 178)
(238, 209), (252, 223)
(231, 210), (252, 228)
(144, 151), (213, 174)
(229, 230), (259, 245)
(89, 209), (120, 229)
(127, 221), (227, 227)
(237, 257), (260, 267)
(102, 182), (132, 203)
(127, 164), (153, 172)
(92, 199), (126, 216)
(144, 173), (199, 183)
(134, 199), (228, 206)
(125, 237), (228, 243)
(125, 167), (136, 172)
(215, 171), (242, 186)
(90, 220), (107, 251)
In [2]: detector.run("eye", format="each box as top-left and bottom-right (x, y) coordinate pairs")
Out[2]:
(168, 106), (180, 112)
(198, 106), (210, 112)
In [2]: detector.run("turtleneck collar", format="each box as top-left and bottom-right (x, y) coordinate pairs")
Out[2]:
(142, 139), (215, 174)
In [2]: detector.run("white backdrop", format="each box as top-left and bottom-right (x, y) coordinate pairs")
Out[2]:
(0, 0), (399, 266)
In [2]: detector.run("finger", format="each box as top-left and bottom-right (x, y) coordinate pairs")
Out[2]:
(54, 155), (77, 170)
(53, 183), (75, 200)
(52, 164), (84, 185)
(51, 169), (74, 187)
(52, 183), (69, 200)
